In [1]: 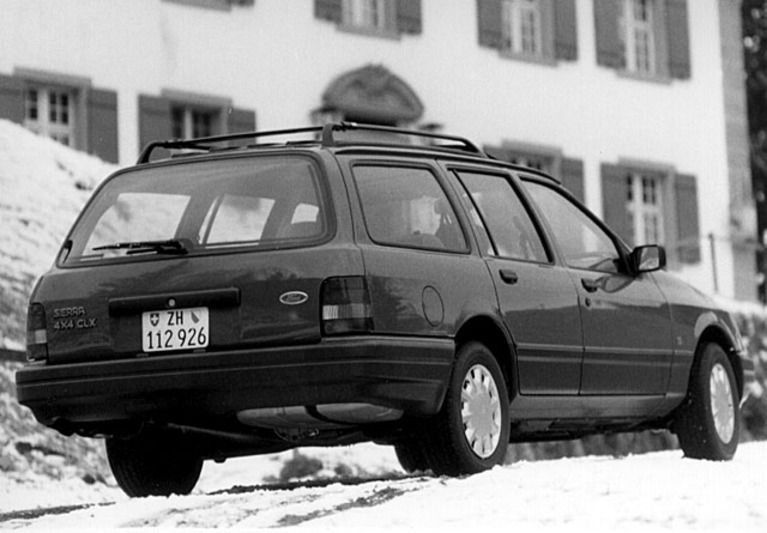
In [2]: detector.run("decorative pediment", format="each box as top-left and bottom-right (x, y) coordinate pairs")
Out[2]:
(322, 64), (424, 124)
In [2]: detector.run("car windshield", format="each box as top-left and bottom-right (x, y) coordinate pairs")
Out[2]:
(63, 156), (327, 265)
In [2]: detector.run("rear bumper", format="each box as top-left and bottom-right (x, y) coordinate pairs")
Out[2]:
(15, 336), (454, 431)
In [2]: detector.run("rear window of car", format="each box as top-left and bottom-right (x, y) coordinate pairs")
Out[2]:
(62, 156), (329, 265)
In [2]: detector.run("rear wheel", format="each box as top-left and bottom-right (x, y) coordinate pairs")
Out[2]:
(422, 341), (510, 476)
(106, 433), (203, 497)
(675, 343), (740, 461)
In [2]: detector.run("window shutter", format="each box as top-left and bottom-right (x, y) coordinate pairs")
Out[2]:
(227, 107), (256, 133)
(138, 94), (172, 162)
(553, 0), (578, 61)
(0, 73), (25, 125)
(560, 157), (584, 203)
(594, 0), (625, 69)
(666, 0), (691, 79)
(226, 107), (256, 147)
(396, 0), (422, 35)
(85, 88), (119, 163)
(674, 173), (700, 263)
(601, 163), (633, 246)
(315, 0), (342, 23)
(477, 0), (503, 50)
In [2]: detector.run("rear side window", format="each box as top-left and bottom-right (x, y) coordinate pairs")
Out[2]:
(352, 165), (467, 252)
(65, 156), (327, 265)
(456, 171), (548, 263)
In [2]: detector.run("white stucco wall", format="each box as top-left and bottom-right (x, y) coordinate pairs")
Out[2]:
(0, 0), (745, 299)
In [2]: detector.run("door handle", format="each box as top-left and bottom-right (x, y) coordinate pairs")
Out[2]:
(499, 269), (519, 285)
(581, 278), (599, 293)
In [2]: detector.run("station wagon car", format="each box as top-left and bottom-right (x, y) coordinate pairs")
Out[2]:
(16, 123), (755, 497)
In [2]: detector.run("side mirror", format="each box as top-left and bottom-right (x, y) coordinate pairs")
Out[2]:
(631, 245), (666, 274)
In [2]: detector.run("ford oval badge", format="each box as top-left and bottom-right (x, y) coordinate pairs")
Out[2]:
(279, 291), (309, 306)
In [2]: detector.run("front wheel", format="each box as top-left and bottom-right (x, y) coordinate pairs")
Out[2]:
(422, 341), (510, 476)
(674, 343), (740, 461)
(106, 433), (203, 497)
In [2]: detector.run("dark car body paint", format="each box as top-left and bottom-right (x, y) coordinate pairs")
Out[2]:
(16, 141), (754, 446)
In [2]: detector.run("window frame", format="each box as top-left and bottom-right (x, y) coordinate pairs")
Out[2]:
(162, 0), (254, 11)
(595, 0), (686, 82)
(349, 161), (472, 254)
(601, 160), (699, 267)
(162, 89), (231, 140)
(452, 167), (554, 265)
(521, 175), (631, 274)
(625, 169), (666, 247)
(24, 84), (78, 148)
(620, 0), (664, 77)
(477, 0), (577, 66)
(339, 0), (399, 39)
(501, 0), (546, 58)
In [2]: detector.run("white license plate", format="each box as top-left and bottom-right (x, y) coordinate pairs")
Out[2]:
(141, 307), (209, 352)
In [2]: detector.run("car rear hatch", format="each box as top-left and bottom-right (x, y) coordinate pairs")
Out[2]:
(30, 154), (355, 364)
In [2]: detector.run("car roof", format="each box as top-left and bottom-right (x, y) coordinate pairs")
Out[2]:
(136, 122), (561, 186)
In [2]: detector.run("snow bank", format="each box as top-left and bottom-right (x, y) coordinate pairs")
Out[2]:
(0, 119), (117, 344)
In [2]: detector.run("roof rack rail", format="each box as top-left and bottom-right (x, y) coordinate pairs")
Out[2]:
(136, 122), (485, 164)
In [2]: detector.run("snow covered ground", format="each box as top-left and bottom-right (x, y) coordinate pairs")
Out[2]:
(1, 441), (767, 530)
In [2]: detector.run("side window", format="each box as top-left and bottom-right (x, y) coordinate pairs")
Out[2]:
(456, 171), (548, 263)
(525, 181), (621, 273)
(352, 165), (467, 252)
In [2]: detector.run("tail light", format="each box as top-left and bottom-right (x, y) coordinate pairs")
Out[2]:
(26, 303), (49, 362)
(321, 276), (373, 335)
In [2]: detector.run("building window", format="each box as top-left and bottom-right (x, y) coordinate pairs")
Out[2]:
(138, 92), (256, 160)
(477, 0), (578, 62)
(0, 70), (119, 162)
(24, 86), (76, 147)
(602, 163), (700, 265)
(594, 0), (691, 80)
(626, 171), (664, 245)
(171, 105), (216, 139)
(315, 0), (422, 37)
(621, 0), (657, 75)
(502, 0), (543, 56)
(162, 0), (254, 11)
(342, 0), (394, 32)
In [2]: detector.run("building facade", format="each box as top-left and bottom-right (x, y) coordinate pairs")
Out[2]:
(0, 0), (757, 301)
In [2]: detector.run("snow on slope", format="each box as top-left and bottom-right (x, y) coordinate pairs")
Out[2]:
(0, 119), (117, 346)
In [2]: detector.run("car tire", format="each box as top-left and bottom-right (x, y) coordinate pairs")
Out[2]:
(394, 438), (431, 473)
(106, 434), (203, 497)
(422, 341), (510, 476)
(675, 343), (740, 461)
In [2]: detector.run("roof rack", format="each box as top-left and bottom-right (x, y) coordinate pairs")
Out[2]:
(136, 122), (485, 164)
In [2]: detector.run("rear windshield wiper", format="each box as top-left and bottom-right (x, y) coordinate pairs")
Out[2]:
(93, 238), (190, 256)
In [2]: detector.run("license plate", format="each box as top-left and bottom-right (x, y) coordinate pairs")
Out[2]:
(141, 307), (209, 352)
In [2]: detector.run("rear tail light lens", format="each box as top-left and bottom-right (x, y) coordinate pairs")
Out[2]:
(321, 276), (373, 335)
(26, 303), (49, 362)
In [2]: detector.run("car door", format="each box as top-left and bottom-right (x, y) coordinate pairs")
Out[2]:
(523, 178), (674, 395)
(452, 167), (583, 395)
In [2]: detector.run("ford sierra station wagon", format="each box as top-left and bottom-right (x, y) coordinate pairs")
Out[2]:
(16, 123), (755, 497)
